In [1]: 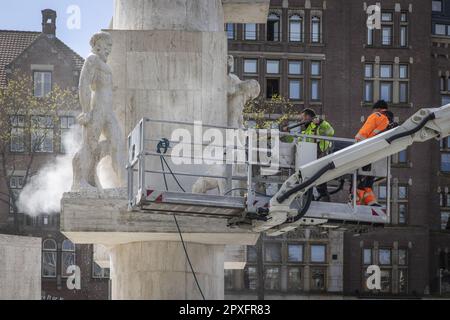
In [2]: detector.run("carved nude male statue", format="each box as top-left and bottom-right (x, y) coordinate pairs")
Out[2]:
(191, 55), (260, 195)
(72, 32), (126, 191)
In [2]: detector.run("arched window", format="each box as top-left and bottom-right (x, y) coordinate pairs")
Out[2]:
(61, 239), (76, 278)
(289, 15), (303, 42)
(42, 239), (57, 278)
(267, 13), (281, 41)
(311, 16), (321, 43)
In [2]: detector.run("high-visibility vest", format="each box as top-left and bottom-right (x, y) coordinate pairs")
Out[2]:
(356, 112), (389, 141)
(356, 187), (377, 206)
(301, 120), (335, 153)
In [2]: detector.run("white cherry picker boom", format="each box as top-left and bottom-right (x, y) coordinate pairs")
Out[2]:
(127, 105), (450, 236)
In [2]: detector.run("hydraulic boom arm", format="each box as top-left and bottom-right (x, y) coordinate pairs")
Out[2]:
(253, 104), (450, 234)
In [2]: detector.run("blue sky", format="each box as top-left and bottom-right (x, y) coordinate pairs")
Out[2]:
(0, 0), (113, 58)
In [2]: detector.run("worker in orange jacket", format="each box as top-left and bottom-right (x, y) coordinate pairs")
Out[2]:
(354, 100), (390, 206)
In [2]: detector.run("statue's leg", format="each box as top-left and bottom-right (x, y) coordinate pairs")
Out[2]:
(104, 115), (127, 187)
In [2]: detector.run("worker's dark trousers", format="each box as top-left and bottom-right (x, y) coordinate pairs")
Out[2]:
(317, 149), (331, 201)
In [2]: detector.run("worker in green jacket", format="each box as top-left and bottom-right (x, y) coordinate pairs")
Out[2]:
(299, 109), (335, 156)
(289, 108), (335, 201)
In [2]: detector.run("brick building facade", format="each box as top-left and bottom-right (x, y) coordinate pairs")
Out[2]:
(226, 0), (450, 298)
(0, 10), (109, 300)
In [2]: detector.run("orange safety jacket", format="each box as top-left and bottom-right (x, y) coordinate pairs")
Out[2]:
(355, 111), (389, 141)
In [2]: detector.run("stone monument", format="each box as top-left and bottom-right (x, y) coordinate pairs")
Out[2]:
(61, 0), (270, 300)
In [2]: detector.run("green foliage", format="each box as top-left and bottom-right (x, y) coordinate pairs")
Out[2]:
(243, 94), (300, 129)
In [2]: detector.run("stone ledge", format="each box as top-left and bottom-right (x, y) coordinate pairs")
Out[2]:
(61, 190), (259, 246)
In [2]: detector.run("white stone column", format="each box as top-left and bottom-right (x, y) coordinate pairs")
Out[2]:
(110, 241), (225, 300)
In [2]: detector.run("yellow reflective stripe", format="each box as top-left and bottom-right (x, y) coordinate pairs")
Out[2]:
(373, 129), (382, 134)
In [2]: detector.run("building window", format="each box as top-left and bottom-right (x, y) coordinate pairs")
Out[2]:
(266, 79), (280, 99)
(380, 82), (393, 102)
(380, 64), (393, 78)
(435, 24), (447, 36)
(363, 248), (372, 265)
(31, 116), (54, 153)
(433, 0), (443, 12)
(379, 249), (392, 265)
(42, 239), (57, 278)
(398, 269), (408, 294)
(92, 261), (110, 279)
(367, 28), (374, 46)
(289, 14), (303, 42)
(289, 61), (303, 75)
(441, 212), (450, 230)
(34, 71), (52, 97)
(288, 267), (303, 291)
(311, 80), (320, 101)
(400, 26), (408, 47)
(441, 153), (450, 173)
(399, 65), (408, 79)
(311, 61), (321, 76)
(244, 266), (258, 290)
(365, 64), (374, 78)
(288, 244), (304, 262)
(247, 245), (257, 262)
(264, 242), (282, 262)
(61, 240), (75, 278)
(225, 23), (235, 40)
(266, 60), (280, 74)
(311, 244), (326, 263)
(264, 267), (281, 290)
(244, 23), (257, 40)
(310, 268), (326, 291)
(267, 13), (281, 41)
(399, 203), (408, 224)
(380, 269), (392, 293)
(311, 16), (321, 43)
(364, 81), (374, 103)
(381, 26), (392, 46)
(381, 12), (393, 46)
(381, 12), (393, 22)
(60, 116), (75, 153)
(9, 176), (24, 214)
(398, 249), (408, 266)
(399, 82), (409, 103)
(289, 80), (302, 100)
(243, 59), (258, 74)
(10, 115), (25, 153)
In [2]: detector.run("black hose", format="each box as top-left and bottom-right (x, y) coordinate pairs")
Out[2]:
(277, 162), (336, 203)
(288, 189), (314, 223)
(386, 113), (435, 144)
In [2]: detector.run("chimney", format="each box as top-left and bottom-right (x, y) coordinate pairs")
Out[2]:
(42, 9), (57, 37)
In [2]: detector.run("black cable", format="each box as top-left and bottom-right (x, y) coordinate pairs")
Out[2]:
(386, 113), (435, 144)
(277, 162), (336, 204)
(157, 139), (205, 300)
(173, 214), (206, 301)
(161, 155), (186, 193)
(160, 156), (169, 191)
(288, 188), (314, 223)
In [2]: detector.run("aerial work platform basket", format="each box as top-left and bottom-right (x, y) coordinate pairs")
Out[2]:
(127, 118), (391, 234)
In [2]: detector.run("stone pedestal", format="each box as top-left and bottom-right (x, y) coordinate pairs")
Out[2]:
(62, 189), (258, 300)
(111, 241), (224, 300)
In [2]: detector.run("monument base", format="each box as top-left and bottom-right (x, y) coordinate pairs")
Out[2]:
(61, 189), (258, 300)
(111, 241), (224, 300)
